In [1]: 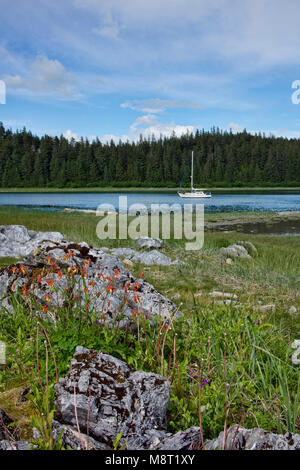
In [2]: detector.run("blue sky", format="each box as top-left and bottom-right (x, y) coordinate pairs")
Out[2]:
(1, 0), (300, 142)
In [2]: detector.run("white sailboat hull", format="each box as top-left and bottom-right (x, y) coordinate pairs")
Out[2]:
(177, 191), (212, 198)
(177, 151), (212, 199)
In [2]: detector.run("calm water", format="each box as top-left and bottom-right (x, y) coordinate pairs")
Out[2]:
(0, 191), (299, 213)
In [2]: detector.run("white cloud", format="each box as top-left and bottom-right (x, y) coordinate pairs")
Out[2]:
(63, 129), (79, 141)
(3, 56), (78, 99)
(71, 0), (300, 70)
(100, 114), (196, 143)
(223, 122), (300, 139)
(93, 21), (124, 39)
(121, 98), (203, 114)
(226, 122), (245, 133)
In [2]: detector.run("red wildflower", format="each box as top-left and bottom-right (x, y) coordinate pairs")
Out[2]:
(41, 304), (48, 313)
(107, 285), (115, 294)
(45, 279), (55, 288)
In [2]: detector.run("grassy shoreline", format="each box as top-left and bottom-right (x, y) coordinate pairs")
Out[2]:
(0, 186), (300, 193)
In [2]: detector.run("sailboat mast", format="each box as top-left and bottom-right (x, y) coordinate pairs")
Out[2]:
(191, 151), (194, 190)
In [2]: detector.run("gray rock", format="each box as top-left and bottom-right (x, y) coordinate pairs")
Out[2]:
(220, 244), (251, 259)
(0, 225), (64, 258)
(0, 440), (32, 450)
(131, 249), (183, 266)
(210, 291), (238, 300)
(136, 237), (163, 250)
(0, 225), (31, 244)
(51, 420), (109, 450)
(110, 248), (136, 259)
(204, 425), (300, 450)
(256, 304), (276, 313)
(110, 247), (182, 266)
(289, 306), (297, 314)
(53, 351), (300, 451)
(158, 427), (202, 450)
(54, 346), (170, 450)
(0, 237), (181, 326)
(236, 241), (258, 256)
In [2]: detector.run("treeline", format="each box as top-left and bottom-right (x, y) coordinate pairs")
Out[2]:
(0, 122), (299, 188)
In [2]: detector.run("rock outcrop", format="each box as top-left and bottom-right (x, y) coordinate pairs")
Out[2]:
(0, 236), (180, 327)
(52, 348), (300, 451)
(110, 247), (182, 266)
(135, 237), (163, 250)
(0, 440), (32, 450)
(0, 225), (181, 267)
(220, 244), (252, 259)
(54, 346), (170, 450)
(205, 425), (300, 450)
(0, 225), (64, 258)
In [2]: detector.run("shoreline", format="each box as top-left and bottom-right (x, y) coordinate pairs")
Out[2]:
(0, 186), (300, 193)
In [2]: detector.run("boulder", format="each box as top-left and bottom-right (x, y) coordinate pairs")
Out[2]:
(131, 250), (183, 266)
(111, 247), (182, 266)
(236, 241), (258, 257)
(220, 244), (251, 259)
(51, 420), (109, 450)
(0, 225), (64, 258)
(54, 346), (170, 450)
(0, 440), (32, 450)
(0, 238), (181, 327)
(289, 306), (297, 314)
(53, 349), (300, 451)
(210, 291), (238, 300)
(205, 425), (300, 450)
(135, 237), (163, 250)
(256, 304), (276, 313)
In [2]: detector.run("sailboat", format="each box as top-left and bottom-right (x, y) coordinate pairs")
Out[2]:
(177, 151), (212, 198)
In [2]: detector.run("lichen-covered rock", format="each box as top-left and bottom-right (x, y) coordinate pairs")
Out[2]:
(0, 440), (32, 450)
(204, 425), (300, 450)
(220, 244), (252, 259)
(157, 427), (202, 450)
(51, 420), (110, 450)
(111, 247), (182, 266)
(0, 237), (181, 326)
(236, 241), (258, 257)
(54, 346), (170, 449)
(131, 250), (183, 266)
(53, 351), (300, 451)
(135, 237), (163, 250)
(0, 225), (64, 258)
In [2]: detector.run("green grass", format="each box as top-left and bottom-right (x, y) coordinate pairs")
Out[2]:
(0, 205), (299, 447)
